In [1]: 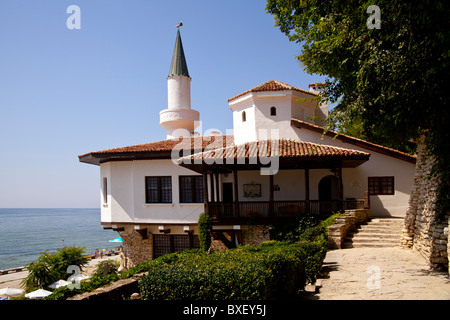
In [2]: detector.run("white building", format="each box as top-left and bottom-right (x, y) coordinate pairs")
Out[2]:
(79, 29), (416, 265)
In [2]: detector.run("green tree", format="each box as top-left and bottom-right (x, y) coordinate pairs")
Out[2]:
(22, 246), (89, 291)
(21, 253), (59, 291)
(266, 0), (450, 216)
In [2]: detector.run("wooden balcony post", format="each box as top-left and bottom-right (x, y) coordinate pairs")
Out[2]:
(210, 171), (215, 203)
(305, 168), (310, 212)
(215, 173), (220, 202)
(203, 170), (209, 214)
(233, 169), (240, 218)
(269, 173), (274, 217)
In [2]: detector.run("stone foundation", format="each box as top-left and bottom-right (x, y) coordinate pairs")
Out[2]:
(210, 232), (233, 251)
(120, 228), (153, 268)
(241, 225), (270, 246)
(401, 140), (449, 271)
(210, 225), (270, 251)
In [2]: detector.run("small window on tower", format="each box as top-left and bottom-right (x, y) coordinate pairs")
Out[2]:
(242, 111), (246, 122)
(102, 177), (108, 204)
(270, 106), (276, 116)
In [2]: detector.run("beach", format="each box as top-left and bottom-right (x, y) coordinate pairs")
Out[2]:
(0, 254), (121, 291)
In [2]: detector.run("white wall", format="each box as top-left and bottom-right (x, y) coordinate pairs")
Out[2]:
(232, 102), (257, 145)
(289, 126), (415, 217)
(230, 91), (323, 145)
(100, 160), (204, 225)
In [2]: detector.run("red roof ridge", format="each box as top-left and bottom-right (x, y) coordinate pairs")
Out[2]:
(227, 80), (317, 103)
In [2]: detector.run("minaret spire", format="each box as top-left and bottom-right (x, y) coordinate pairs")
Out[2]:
(168, 28), (190, 78)
(160, 24), (200, 139)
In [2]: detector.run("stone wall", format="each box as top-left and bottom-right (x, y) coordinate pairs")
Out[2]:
(210, 225), (271, 251)
(401, 141), (449, 270)
(327, 209), (370, 249)
(447, 217), (450, 272)
(120, 228), (153, 268)
(210, 232), (232, 251)
(241, 225), (270, 246)
(68, 273), (144, 300)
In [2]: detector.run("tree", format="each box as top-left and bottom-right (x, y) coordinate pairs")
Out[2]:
(22, 246), (89, 291)
(266, 0), (450, 216)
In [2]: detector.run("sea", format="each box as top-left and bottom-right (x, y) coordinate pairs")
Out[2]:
(0, 208), (120, 270)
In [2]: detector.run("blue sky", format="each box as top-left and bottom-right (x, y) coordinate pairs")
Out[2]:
(0, 0), (325, 208)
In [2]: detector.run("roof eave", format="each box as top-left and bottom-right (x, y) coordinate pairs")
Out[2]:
(290, 118), (417, 164)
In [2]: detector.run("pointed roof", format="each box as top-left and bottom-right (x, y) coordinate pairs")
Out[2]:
(168, 29), (190, 78)
(228, 80), (317, 102)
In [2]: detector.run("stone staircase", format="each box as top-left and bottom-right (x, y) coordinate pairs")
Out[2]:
(342, 218), (404, 248)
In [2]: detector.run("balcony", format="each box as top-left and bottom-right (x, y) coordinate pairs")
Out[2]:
(207, 198), (368, 224)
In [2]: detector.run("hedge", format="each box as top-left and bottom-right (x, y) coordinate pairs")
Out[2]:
(138, 240), (326, 300)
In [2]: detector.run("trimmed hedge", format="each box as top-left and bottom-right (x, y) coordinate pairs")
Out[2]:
(138, 241), (326, 300)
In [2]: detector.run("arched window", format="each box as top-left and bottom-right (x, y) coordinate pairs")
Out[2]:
(242, 111), (246, 122)
(270, 106), (276, 116)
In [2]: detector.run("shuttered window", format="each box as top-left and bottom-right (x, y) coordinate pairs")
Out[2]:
(145, 176), (172, 203)
(179, 176), (204, 203)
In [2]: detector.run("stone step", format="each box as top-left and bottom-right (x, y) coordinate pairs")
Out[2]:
(346, 236), (400, 242)
(344, 234), (401, 241)
(342, 218), (404, 249)
(359, 220), (403, 227)
(356, 226), (402, 233)
(342, 241), (400, 248)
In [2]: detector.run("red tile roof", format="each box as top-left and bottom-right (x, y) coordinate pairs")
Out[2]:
(290, 118), (416, 164)
(227, 80), (317, 103)
(179, 139), (369, 162)
(78, 135), (234, 165)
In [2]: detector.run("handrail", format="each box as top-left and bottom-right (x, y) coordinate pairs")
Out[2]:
(208, 199), (366, 219)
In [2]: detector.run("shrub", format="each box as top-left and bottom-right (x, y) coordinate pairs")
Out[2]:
(139, 243), (307, 300)
(270, 213), (319, 243)
(94, 259), (119, 276)
(198, 212), (212, 251)
(22, 246), (89, 291)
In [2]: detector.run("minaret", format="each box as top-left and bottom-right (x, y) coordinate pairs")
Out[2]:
(160, 25), (200, 139)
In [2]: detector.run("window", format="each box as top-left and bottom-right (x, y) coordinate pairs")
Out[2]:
(270, 106), (276, 116)
(179, 176), (204, 203)
(242, 111), (246, 122)
(153, 234), (200, 258)
(102, 177), (108, 204)
(368, 176), (394, 195)
(145, 176), (172, 203)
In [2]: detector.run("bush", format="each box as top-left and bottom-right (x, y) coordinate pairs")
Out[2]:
(139, 243), (306, 300)
(22, 246), (89, 291)
(94, 259), (119, 277)
(270, 213), (319, 243)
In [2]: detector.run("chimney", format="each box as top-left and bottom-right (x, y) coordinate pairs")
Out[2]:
(308, 82), (326, 94)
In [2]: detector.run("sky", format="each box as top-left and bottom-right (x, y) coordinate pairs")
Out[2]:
(0, 0), (326, 208)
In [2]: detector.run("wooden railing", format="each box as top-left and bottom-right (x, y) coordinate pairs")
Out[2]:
(208, 198), (366, 220)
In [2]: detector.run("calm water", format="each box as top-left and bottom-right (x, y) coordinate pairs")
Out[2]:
(0, 208), (120, 270)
